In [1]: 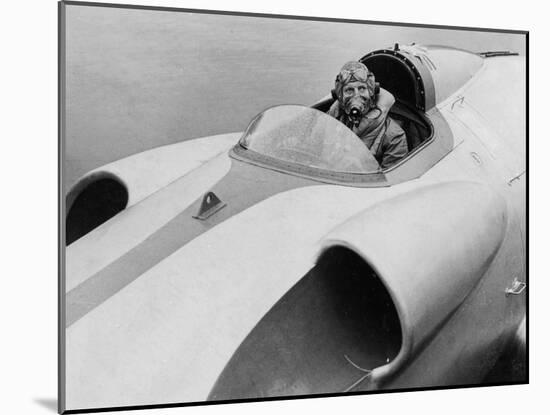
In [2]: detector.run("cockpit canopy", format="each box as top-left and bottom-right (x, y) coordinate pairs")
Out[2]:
(238, 105), (381, 174)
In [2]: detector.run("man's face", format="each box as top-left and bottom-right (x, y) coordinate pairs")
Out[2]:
(342, 81), (370, 101)
(341, 80), (371, 117)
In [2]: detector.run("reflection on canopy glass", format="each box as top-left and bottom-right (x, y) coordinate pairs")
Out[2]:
(239, 105), (381, 174)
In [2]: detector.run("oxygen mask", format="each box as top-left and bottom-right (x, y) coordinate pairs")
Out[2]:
(344, 93), (369, 127)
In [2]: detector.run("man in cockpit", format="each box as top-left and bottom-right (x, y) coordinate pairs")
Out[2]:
(328, 61), (408, 169)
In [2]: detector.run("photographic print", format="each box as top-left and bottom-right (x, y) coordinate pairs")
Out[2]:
(59, 1), (527, 412)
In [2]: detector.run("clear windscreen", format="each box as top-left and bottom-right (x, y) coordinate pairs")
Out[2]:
(239, 105), (381, 174)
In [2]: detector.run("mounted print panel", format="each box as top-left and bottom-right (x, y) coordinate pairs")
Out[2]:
(59, 1), (527, 412)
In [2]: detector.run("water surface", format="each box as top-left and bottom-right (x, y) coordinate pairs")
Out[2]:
(64, 5), (525, 189)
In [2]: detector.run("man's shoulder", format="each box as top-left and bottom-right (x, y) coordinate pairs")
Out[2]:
(386, 116), (406, 136)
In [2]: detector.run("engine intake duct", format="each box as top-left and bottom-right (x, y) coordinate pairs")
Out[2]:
(208, 246), (402, 400)
(66, 172), (128, 245)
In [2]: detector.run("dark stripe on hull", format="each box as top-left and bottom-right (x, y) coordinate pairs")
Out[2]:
(66, 161), (316, 327)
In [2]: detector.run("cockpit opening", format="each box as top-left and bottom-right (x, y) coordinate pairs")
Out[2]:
(312, 48), (434, 156)
(312, 97), (432, 156)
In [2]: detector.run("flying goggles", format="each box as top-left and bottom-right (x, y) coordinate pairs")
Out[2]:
(336, 66), (374, 84)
